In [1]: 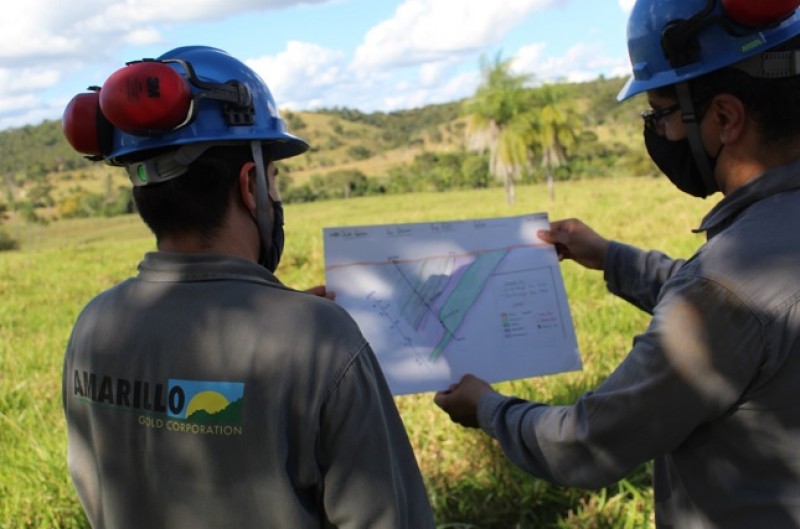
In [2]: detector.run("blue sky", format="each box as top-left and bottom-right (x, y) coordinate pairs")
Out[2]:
(0, 0), (636, 131)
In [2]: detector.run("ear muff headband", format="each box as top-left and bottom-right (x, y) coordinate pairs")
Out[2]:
(662, 0), (800, 68)
(661, 0), (718, 68)
(162, 58), (254, 124)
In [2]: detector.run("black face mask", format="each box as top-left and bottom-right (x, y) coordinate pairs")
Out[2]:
(644, 127), (720, 198)
(259, 201), (284, 273)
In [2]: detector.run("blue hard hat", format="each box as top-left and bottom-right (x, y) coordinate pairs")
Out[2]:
(618, 0), (800, 101)
(106, 46), (309, 163)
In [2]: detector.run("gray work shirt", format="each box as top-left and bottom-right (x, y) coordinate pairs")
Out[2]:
(63, 252), (434, 528)
(477, 160), (800, 528)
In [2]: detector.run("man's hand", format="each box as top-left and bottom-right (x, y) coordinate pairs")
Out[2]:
(538, 218), (610, 271)
(304, 285), (335, 300)
(434, 374), (494, 429)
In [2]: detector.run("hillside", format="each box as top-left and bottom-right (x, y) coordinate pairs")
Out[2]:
(278, 101), (467, 181)
(0, 75), (651, 223)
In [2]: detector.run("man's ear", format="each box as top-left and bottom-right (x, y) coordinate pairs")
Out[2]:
(238, 161), (257, 214)
(709, 93), (746, 145)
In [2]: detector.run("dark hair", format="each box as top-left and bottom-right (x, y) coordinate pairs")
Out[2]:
(132, 145), (253, 243)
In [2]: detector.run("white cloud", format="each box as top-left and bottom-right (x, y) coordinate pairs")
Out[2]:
(247, 41), (348, 110)
(619, 0), (636, 13)
(353, 0), (559, 69)
(245, 37), (478, 113)
(511, 43), (547, 78)
(512, 42), (629, 83)
(0, 67), (61, 96)
(0, 0), (334, 129)
(0, 93), (40, 115)
(418, 60), (455, 86)
(0, 1), (333, 65)
(0, 93), (69, 130)
(124, 28), (164, 46)
(382, 70), (479, 111)
(0, 57), (70, 128)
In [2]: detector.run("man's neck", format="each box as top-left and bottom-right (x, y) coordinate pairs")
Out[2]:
(158, 220), (258, 262)
(719, 138), (800, 195)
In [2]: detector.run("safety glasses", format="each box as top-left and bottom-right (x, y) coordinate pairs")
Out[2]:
(641, 103), (681, 132)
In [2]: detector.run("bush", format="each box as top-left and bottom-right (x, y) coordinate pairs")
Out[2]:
(56, 186), (134, 219)
(0, 229), (19, 251)
(347, 145), (372, 160)
(283, 110), (306, 131)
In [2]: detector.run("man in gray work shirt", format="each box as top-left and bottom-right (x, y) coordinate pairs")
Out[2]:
(61, 46), (434, 528)
(435, 1), (800, 527)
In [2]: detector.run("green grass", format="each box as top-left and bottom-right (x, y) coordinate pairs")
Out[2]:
(0, 176), (717, 528)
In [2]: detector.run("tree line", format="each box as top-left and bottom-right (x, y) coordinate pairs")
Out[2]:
(0, 64), (656, 249)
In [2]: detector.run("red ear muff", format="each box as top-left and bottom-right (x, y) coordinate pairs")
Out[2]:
(99, 60), (193, 135)
(62, 89), (113, 159)
(722, 0), (800, 27)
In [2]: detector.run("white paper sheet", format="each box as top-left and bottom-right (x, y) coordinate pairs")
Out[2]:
(323, 213), (582, 395)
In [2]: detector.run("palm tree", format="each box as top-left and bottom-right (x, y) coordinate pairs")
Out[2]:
(528, 84), (583, 201)
(464, 54), (534, 205)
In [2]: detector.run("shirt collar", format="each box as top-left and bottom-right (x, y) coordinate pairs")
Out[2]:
(137, 251), (282, 286)
(696, 158), (800, 237)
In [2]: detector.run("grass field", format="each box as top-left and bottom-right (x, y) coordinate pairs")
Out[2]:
(0, 176), (718, 528)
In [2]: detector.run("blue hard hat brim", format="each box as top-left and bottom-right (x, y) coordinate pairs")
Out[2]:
(109, 127), (310, 164)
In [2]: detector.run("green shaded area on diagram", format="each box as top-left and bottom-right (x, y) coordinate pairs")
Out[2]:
(429, 250), (509, 362)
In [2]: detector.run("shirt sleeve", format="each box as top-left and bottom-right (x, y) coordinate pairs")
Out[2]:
(603, 241), (686, 314)
(476, 272), (764, 489)
(317, 342), (435, 528)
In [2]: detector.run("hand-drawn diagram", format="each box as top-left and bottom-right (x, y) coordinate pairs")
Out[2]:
(324, 214), (582, 395)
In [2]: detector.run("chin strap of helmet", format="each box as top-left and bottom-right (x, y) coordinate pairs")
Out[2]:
(250, 140), (275, 268)
(676, 82), (718, 193)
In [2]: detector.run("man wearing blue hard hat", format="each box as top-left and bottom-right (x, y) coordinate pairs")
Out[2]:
(435, 0), (800, 527)
(61, 46), (434, 528)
